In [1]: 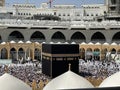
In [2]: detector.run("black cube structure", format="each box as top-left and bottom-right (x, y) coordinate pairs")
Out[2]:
(42, 44), (79, 78)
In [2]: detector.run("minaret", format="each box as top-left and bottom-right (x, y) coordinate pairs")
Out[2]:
(104, 0), (109, 5)
(107, 0), (120, 15)
(0, 0), (5, 6)
(104, 0), (109, 13)
(104, 0), (120, 20)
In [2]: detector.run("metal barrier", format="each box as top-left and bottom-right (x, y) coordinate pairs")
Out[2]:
(0, 59), (12, 64)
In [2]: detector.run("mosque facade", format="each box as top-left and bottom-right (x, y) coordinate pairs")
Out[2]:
(0, 0), (120, 61)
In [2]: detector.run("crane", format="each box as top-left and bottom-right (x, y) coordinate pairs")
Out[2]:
(47, 0), (54, 8)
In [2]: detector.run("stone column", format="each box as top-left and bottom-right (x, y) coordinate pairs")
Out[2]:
(7, 49), (10, 59)
(24, 51), (26, 60)
(32, 43), (35, 60)
(100, 50), (102, 60)
(16, 49), (18, 60)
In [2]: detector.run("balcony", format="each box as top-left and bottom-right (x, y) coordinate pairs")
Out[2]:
(0, 19), (120, 30)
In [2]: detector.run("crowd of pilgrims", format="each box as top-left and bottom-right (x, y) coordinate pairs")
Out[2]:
(79, 59), (120, 79)
(0, 61), (50, 89)
(0, 59), (120, 88)
(79, 59), (120, 86)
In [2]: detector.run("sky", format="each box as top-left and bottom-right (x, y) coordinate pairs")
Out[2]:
(6, 0), (104, 7)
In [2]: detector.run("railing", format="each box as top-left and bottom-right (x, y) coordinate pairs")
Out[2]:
(91, 40), (106, 43)
(0, 19), (120, 29)
(0, 59), (12, 65)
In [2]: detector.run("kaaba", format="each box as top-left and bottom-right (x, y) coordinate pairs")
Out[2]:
(42, 43), (79, 78)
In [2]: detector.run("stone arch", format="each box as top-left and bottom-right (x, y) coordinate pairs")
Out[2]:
(102, 48), (108, 56)
(110, 48), (116, 54)
(8, 31), (24, 42)
(116, 49), (120, 60)
(93, 48), (100, 60)
(0, 35), (2, 43)
(86, 48), (93, 60)
(26, 48), (32, 61)
(117, 49), (120, 54)
(91, 32), (106, 43)
(10, 48), (17, 62)
(112, 32), (120, 43)
(102, 48), (108, 60)
(110, 48), (117, 60)
(103, 48), (108, 52)
(71, 32), (86, 43)
(34, 48), (41, 61)
(51, 31), (66, 42)
(87, 48), (92, 52)
(18, 48), (25, 61)
(79, 48), (85, 59)
(1, 48), (7, 59)
(30, 31), (46, 42)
